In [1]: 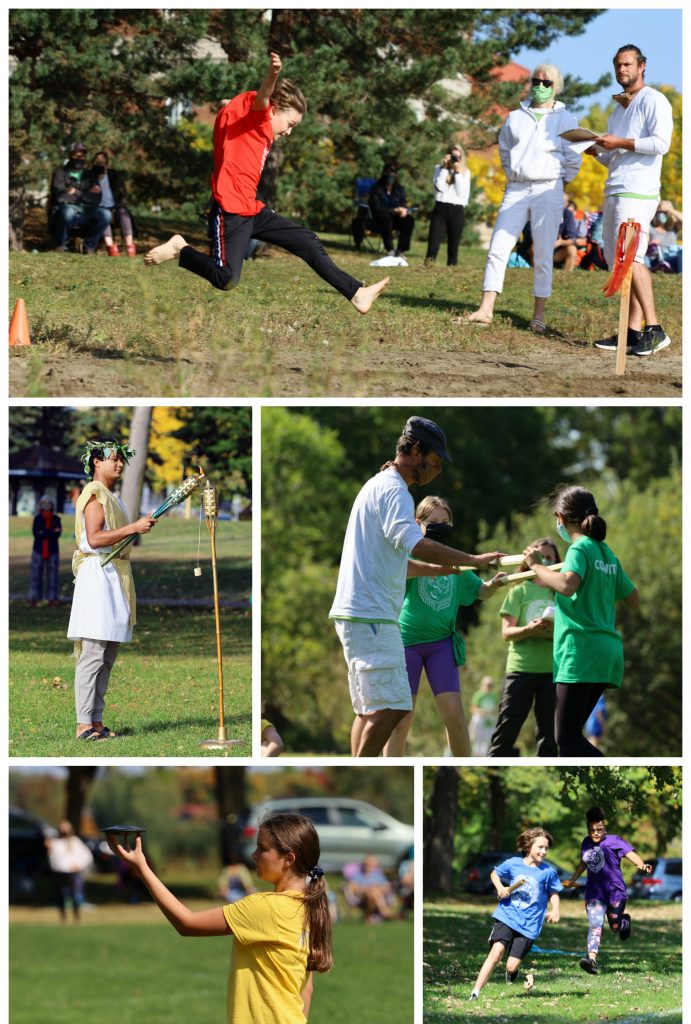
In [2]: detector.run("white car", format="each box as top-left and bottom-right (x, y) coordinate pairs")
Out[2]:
(239, 797), (414, 872)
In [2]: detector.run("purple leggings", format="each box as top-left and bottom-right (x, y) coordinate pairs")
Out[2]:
(404, 637), (460, 697)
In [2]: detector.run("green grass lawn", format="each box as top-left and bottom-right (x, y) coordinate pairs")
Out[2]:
(9, 516), (252, 757)
(9, 515), (251, 603)
(9, 218), (682, 398)
(424, 897), (681, 1024)
(9, 907), (413, 1024)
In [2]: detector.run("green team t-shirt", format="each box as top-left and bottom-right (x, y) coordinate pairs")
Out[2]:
(553, 536), (635, 686)
(399, 571), (483, 665)
(499, 579), (555, 674)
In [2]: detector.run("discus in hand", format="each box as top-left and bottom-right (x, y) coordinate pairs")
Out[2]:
(103, 824), (146, 851)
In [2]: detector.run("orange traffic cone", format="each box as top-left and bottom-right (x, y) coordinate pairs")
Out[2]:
(9, 298), (31, 346)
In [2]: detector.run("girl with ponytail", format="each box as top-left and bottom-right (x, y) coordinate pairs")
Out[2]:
(107, 812), (332, 1022)
(522, 485), (640, 757)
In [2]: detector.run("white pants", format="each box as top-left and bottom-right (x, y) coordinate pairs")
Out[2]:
(483, 179), (564, 298)
(602, 195), (658, 269)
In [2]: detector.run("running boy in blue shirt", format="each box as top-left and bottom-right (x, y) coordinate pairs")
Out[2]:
(469, 827), (562, 999)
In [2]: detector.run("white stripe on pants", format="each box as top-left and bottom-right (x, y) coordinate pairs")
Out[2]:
(602, 195), (658, 269)
(482, 179), (564, 298)
(74, 638), (119, 722)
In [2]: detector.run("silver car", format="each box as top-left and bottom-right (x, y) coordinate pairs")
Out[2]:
(628, 857), (682, 901)
(239, 797), (414, 872)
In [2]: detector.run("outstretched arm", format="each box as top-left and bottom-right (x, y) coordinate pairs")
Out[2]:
(107, 836), (230, 936)
(252, 51), (282, 110)
(624, 850), (652, 873)
(562, 858), (586, 887)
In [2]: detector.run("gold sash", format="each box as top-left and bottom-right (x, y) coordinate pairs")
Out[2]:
(72, 481), (136, 626)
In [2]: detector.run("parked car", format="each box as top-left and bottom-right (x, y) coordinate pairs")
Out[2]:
(459, 850), (585, 899)
(628, 858), (682, 901)
(9, 806), (57, 899)
(237, 797), (414, 872)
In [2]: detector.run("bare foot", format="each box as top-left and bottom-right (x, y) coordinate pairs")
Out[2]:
(351, 276), (390, 314)
(467, 309), (493, 326)
(143, 234), (188, 266)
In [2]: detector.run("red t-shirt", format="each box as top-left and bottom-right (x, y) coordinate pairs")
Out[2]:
(212, 90), (273, 216)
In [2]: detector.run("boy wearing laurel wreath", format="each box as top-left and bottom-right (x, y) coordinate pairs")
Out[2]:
(67, 440), (156, 741)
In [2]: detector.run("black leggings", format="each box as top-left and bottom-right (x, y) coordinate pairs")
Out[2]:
(179, 201), (362, 298)
(425, 202), (466, 265)
(554, 682), (607, 757)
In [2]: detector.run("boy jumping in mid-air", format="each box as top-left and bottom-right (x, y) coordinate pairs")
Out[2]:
(145, 51), (389, 314)
(469, 827), (562, 1000)
(563, 805), (652, 975)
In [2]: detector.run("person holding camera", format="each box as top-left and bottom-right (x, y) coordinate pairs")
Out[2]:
(466, 63), (581, 334)
(424, 144), (471, 266)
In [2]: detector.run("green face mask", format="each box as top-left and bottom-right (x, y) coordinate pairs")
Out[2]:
(530, 83), (553, 104)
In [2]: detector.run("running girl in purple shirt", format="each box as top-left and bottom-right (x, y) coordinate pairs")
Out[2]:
(563, 805), (652, 975)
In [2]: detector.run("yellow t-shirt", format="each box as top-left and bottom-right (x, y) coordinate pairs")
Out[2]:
(223, 890), (309, 1024)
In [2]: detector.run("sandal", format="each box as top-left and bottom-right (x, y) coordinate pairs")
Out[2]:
(97, 724), (119, 738)
(76, 728), (109, 741)
(529, 318), (546, 334)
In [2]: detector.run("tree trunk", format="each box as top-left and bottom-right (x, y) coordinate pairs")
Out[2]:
(423, 766), (459, 894)
(258, 9), (298, 209)
(120, 406), (152, 519)
(488, 769), (506, 849)
(65, 767), (99, 833)
(9, 183), (26, 251)
(215, 767), (249, 864)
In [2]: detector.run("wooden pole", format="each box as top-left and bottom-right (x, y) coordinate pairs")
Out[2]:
(616, 220), (637, 376)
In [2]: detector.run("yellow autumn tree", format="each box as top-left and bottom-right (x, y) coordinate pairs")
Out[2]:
(658, 85), (682, 213)
(467, 149), (505, 223)
(149, 407), (189, 490)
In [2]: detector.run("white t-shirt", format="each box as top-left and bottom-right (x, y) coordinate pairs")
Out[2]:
(330, 467), (424, 622)
(597, 86), (673, 198)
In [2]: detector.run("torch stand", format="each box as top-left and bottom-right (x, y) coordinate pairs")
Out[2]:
(199, 481), (240, 750)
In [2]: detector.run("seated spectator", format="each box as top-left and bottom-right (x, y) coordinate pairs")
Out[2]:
(553, 193), (578, 271)
(91, 151), (137, 256)
(368, 163), (415, 257)
(343, 855), (396, 923)
(579, 211), (608, 271)
(646, 199), (682, 273)
(217, 856), (257, 903)
(397, 846), (414, 918)
(50, 141), (111, 254)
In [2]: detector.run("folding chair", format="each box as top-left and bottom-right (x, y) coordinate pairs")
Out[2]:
(351, 176), (378, 251)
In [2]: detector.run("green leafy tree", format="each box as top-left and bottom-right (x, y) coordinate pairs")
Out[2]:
(171, 407), (252, 496)
(9, 9), (220, 247)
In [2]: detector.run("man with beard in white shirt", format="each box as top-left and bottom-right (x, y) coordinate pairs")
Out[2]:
(591, 45), (674, 357)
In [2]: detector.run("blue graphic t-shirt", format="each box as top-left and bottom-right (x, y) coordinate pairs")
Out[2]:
(492, 856), (563, 939)
(581, 833), (633, 903)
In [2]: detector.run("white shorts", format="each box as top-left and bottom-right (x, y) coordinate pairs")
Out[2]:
(333, 620), (413, 716)
(602, 195), (658, 269)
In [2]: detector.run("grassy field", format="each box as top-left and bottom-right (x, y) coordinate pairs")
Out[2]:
(9, 516), (252, 757)
(9, 214), (681, 398)
(424, 896), (681, 1024)
(9, 904), (413, 1024)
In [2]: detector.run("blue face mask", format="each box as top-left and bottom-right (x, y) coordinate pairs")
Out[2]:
(555, 520), (571, 543)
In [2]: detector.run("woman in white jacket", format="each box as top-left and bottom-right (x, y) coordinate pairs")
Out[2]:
(468, 63), (581, 333)
(425, 144), (471, 266)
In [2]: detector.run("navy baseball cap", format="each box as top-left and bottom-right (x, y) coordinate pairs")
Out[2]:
(403, 416), (452, 461)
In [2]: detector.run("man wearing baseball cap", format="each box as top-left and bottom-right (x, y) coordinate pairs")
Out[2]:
(50, 140), (111, 253)
(330, 416), (504, 757)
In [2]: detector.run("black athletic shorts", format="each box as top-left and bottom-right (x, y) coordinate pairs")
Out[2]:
(489, 920), (533, 960)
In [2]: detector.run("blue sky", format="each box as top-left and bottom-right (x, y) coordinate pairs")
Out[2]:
(514, 8), (682, 112)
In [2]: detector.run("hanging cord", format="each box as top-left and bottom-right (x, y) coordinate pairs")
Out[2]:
(194, 495), (204, 576)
